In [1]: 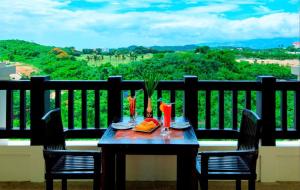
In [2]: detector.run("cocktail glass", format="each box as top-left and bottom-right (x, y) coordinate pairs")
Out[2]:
(128, 96), (136, 126)
(161, 103), (172, 136)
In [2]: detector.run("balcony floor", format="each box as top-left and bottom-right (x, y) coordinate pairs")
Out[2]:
(0, 181), (300, 190)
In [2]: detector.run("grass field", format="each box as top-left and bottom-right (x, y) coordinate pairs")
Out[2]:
(77, 53), (153, 66)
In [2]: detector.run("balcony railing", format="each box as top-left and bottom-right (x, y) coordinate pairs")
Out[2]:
(0, 75), (300, 146)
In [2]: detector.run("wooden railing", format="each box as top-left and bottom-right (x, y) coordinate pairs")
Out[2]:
(0, 75), (300, 146)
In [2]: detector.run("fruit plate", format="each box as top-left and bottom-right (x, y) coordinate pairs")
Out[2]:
(111, 122), (133, 130)
(170, 122), (190, 129)
(132, 125), (159, 133)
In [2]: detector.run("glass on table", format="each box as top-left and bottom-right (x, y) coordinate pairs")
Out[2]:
(127, 96), (136, 126)
(160, 103), (172, 136)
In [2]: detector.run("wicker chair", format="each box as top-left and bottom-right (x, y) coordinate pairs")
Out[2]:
(42, 108), (101, 190)
(196, 109), (261, 190)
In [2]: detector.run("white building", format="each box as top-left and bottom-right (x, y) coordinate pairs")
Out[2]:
(292, 42), (300, 48)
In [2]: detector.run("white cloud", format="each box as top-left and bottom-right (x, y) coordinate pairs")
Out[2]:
(85, 0), (171, 8)
(0, 0), (298, 48)
(289, 0), (300, 4)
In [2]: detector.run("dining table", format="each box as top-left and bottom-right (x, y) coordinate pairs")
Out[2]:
(98, 118), (199, 190)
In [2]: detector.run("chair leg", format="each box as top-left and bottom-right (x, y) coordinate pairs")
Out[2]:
(62, 179), (67, 190)
(248, 179), (255, 190)
(236, 180), (241, 190)
(46, 178), (53, 190)
(199, 179), (208, 190)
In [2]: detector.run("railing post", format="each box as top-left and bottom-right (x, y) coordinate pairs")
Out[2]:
(256, 76), (276, 146)
(107, 76), (123, 125)
(184, 76), (198, 130)
(30, 76), (50, 145)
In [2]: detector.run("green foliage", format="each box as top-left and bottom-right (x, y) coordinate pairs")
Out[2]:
(195, 46), (210, 54)
(139, 71), (160, 98)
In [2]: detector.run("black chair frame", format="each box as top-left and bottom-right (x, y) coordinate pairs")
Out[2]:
(196, 109), (261, 190)
(42, 108), (101, 190)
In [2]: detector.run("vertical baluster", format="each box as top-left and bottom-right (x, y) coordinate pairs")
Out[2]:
(82, 90), (87, 129)
(205, 90), (211, 129)
(232, 90), (238, 130)
(256, 76), (276, 146)
(68, 90), (74, 129)
(294, 90), (300, 132)
(281, 90), (287, 132)
(184, 76), (198, 130)
(107, 76), (123, 124)
(219, 90), (224, 130)
(95, 90), (100, 129)
(30, 76), (50, 145)
(20, 90), (26, 130)
(130, 89), (136, 97)
(157, 90), (162, 118)
(245, 91), (251, 110)
(143, 90), (148, 117)
(55, 90), (61, 108)
(6, 90), (13, 130)
(171, 90), (175, 118)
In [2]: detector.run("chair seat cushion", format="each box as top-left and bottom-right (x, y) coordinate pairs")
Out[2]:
(50, 155), (95, 177)
(196, 155), (254, 179)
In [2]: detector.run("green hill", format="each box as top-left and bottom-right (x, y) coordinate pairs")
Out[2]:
(0, 40), (97, 80)
(0, 40), (52, 66)
(0, 39), (295, 81)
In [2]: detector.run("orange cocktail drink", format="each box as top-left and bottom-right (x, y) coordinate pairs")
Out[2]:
(128, 96), (136, 123)
(163, 104), (172, 128)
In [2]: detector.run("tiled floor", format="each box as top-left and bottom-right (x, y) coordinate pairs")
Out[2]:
(0, 181), (300, 190)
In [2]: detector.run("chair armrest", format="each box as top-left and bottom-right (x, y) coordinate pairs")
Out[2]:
(198, 149), (257, 158)
(44, 149), (101, 157)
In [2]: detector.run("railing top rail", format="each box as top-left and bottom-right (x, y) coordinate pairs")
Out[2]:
(43, 80), (108, 90)
(0, 80), (30, 90)
(0, 79), (264, 91)
(196, 80), (261, 90)
(275, 80), (300, 90)
(121, 80), (185, 90)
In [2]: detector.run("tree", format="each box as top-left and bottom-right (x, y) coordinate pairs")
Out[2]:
(195, 46), (210, 54)
(82, 49), (94, 54)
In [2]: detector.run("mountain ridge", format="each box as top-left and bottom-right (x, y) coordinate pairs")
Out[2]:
(149, 37), (299, 51)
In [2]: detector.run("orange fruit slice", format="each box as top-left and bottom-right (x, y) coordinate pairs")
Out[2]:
(159, 102), (166, 112)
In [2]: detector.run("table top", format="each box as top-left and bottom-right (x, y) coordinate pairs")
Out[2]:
(98, 118), (199, 149)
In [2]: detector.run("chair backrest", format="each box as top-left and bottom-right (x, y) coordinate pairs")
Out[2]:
(42, 108), (66, 150)
(237, 109), (261, 172)
(237, 109), (261, 151)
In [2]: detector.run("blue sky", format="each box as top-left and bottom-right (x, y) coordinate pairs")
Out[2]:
(0, 0), (299, 49)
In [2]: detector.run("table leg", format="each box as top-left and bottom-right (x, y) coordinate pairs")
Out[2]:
(116, 152), (126, 190)
(177, 150), (198, 190)
(101, 148), (115, 190)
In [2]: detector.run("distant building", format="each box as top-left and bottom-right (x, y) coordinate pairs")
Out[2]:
(102, 48), (109, 53)
(293, 42), (300, 48)
(0, 62), (16, 80)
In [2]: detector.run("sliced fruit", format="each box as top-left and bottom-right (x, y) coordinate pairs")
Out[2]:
(159, 102), (166, 112)
(135, 121), (156, 131)
(144, 118), (159, 126)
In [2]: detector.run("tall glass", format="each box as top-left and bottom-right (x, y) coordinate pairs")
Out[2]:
(161, 103), (171, 136)
(163, 104), (172, 128)
(128, 96), (136, 125)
